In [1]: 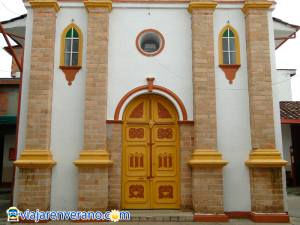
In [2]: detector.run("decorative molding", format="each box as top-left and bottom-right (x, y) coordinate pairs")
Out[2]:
(218, 25), (241, 65)
(157, 128), (172, 139)
(248, 212), (289, 223)
(188, 150), (228, 168)
(129, 185), (144, 198)
(241, 2), (272, 13)
(178, 121), (194, 124)
(73, 150), (113, 168)
(13, 150), (57, 168)
(219, 65), (241, 84)
(146, 77), (155, 92)
(60, 23), (83, 67)
(188, 2), (217, 13)
(136, 29), (165, 57)
(245, 149), (288, 168)
(157, 102), (172, 118)
(158, 185), (173, 199)
(114, 82), (188, 121)
(106, 120), (124, 123)
(194, 214), (228, 222)
(29, 1), (60, 12)
(129, 128), (144, 139)
(59, 66), (82, 86)
(281, 119), (300, 124)
(84, 1), (113, 12)
(129, 102), (144, 118)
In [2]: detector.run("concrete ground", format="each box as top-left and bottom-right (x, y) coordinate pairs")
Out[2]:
(0, 187), (299, 224)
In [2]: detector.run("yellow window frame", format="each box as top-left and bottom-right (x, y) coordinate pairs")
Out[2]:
(218, 25), (241, 65)
(60, 23), (83, 67)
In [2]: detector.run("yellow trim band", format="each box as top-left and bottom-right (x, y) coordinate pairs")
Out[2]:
(245, 149), (288, 168)
(60, 23), (83, 67)
(13, 150), (57, 168)
(188, 150), (228, 168)
(84, 1), (113, 12)
(29, 1), (60, 12)
(188, 2), (217, 13)
(73, 150), (114, 168)
(218, 25), (241, 65)
(242, 2), (272, 13)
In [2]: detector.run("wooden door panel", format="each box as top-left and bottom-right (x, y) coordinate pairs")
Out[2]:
(153, 180), (179, 207)
(153, 126), (177, 142)
(125, 125), (149, 142)
(125, 98), (149, 123)
(124, 180), (150, 208)
(153, 145), (177, 177)
(125, 145), (148, 177)
(152, 98), (177, 123)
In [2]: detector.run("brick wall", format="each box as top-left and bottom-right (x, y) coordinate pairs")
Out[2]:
(18, 168), (51, 211)
(78, 168), (109, 211)
(245, 7), (276, 150)
(192, 168), (224, 214)
(11, 48), (22, 73)
(250, 168), (284, 213)
(179, 124), (194, 211)
(25, 6), (56, 150)
(0, 91), (8, 115)
(107, 123), (122, 210)
(191, 4), (217, 150)
(84, 6), (109, 151)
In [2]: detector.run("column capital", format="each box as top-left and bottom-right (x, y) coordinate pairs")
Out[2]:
(29, 1), (60, 12)
(188, 2), (217, 13)
(242, 2), (272, 13)
(188, 150), (228, 168)
(245, 149), (288, 168)
(73, 150), (114, 168)
(14, 150), (57, 168)
(84, 1), (113, 12)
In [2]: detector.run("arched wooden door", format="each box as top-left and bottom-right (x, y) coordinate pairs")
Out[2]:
(122, 94), (180, 209)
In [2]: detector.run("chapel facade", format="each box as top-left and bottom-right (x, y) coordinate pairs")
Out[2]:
(11, 0), (291, 222)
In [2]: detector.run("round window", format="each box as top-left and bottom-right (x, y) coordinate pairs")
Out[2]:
(136, 29), (165, 57)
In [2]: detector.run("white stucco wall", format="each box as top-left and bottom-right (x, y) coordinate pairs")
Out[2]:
(214, 6), (252, 212)
(49, 6), (88, 211)
(281, 124), (292, 166)
(107, 4), (193, 121)
(13, 6), (34, 207)
(276, 70), (294, 101)
(268, 10), (288, 212)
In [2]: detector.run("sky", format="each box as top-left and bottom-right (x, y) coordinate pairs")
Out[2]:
(0, 0), (299, 99)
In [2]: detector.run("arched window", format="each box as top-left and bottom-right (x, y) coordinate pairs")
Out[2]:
(218, 25), (241, 84)
(219, 25), (240, 65)
(60, 23), (83, 67)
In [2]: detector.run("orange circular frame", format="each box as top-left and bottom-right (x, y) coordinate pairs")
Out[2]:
(136, 29), (165, 57)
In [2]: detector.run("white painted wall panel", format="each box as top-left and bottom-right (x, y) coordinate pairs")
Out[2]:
(214, 9), (252, 212)
(50, 7), (88, 212)
(107, 8), (193, 120)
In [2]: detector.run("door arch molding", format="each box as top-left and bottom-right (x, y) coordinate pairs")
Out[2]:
(114, 85), (188, 121)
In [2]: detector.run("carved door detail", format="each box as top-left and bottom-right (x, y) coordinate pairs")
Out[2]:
(122, 95), (180, 209)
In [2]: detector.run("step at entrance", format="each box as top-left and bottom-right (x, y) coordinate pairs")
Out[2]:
(123, 210), (194, 222)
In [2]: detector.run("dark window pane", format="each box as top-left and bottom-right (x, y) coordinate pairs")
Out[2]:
(229, 29), (235, 37)
(64, 53), (71, 66)
(230, 52), (236, 64)
(222, 38), (228, 51)
(73, 39), (79, 52)
(73, 29), (79, 38)
(223, 52), (229, 64)
(223, 29), (228, 37)
(65, 39), (71, 52)
(230, 38), (235, 51)
(66, 29), (72, 38)
(72, 53), (78, 66)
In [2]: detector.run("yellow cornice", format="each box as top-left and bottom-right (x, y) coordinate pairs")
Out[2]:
(29, 1), (60, 12)
(245, 149), (288, 168)
(241, 2), (272, 13)
(188, 150), (228, 168)
(84, 1), (113, 13)
(13, 150), (57, 168)
(188, 2), (218, 13)
(73, 150), (114, 168)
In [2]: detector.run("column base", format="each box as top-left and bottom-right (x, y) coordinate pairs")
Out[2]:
(194, 214), (228, 222)
(248, 212), (289, 223)
(188, 150), (228, 168)
(73, 150), (113, 168)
